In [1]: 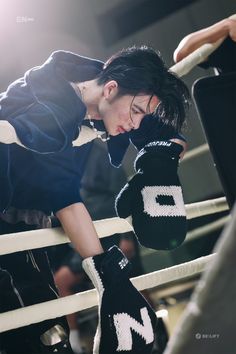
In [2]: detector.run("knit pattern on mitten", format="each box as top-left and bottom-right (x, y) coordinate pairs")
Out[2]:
(82, 246), (157, 354)
(116, 141), (187, 250)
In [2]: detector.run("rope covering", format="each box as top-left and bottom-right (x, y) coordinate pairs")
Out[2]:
(0, 197), (228, 256)
(0, 253), (215, 333)
(184, 196), (228, 220)
(170, 38), (224, 77)
(182, 143), (209, 162)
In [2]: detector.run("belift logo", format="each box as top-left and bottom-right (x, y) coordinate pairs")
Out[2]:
(113, 307), (154, 351)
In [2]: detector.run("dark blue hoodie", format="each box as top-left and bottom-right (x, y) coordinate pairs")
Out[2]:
(0, 50), (184, 213)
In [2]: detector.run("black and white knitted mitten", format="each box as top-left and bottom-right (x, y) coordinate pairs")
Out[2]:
(82, 246), (157, 354)
(115, 141), (187, 250)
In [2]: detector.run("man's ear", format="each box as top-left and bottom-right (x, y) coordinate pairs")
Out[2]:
(103, 80), (118, 100)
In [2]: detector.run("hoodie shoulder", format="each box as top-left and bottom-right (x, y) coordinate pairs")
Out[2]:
(48, 50), (104, 82)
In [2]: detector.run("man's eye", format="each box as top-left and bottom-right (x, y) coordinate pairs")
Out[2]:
(132, 108), (139, 114)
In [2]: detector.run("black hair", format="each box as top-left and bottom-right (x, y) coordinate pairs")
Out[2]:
(96, 45), (190, 132)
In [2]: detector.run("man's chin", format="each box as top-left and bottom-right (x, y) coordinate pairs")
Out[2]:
(109, 131), (119, 136)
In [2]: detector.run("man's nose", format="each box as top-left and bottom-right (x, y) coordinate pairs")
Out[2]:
(131, 115), (144, 130)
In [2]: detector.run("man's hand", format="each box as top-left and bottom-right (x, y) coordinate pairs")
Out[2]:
(174, 16), (236, 63)
(82, 246), (157, 354)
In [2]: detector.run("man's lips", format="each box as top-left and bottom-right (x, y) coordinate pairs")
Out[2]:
(117, 126), (129, 134)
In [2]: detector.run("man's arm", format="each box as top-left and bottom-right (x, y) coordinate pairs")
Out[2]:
(174, 16), (236, 63)
(55, 202), (104, 258)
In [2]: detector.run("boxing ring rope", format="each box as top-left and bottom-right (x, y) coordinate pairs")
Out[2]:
(186, 214), (230, 242)
(0, 253), (215, 333)
(0, 197), (229, 332)
(182, 143), (209, 162)
(170, 15), (236, 77)
(170, 38), (224, 77)
(142, 214), (230, 257)
(0, 36), (232, 337)
(0, 197), (229, 256)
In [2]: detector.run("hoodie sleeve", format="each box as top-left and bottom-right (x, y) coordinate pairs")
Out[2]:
(0, 50), (103, 153)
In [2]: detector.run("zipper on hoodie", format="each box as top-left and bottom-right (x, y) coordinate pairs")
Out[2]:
(28, 250), (59, 298)
(8, 271), (25, 307)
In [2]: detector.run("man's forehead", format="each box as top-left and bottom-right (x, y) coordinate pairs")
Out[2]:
(134, 95), (159, 114)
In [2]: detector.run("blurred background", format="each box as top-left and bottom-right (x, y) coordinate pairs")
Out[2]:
(0, 1), (235, 351)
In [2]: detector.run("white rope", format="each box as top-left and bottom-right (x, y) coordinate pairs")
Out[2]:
(0, 253), (215, 333)
(170, 13), (236, 77)
(170, 38), (225, 77)
(182, 143), (209, 162)
(186, 214), (230, 242)
(141, 214), (230, 257)
(0, 217), (133, 255)
(184, 196), (228, 219)
(0, 197), (228, 256)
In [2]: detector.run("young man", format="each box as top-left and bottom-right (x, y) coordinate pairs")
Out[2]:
(0, 46), (189, 354)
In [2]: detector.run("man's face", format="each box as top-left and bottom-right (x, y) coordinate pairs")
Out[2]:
(98, 81), (159, 136)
